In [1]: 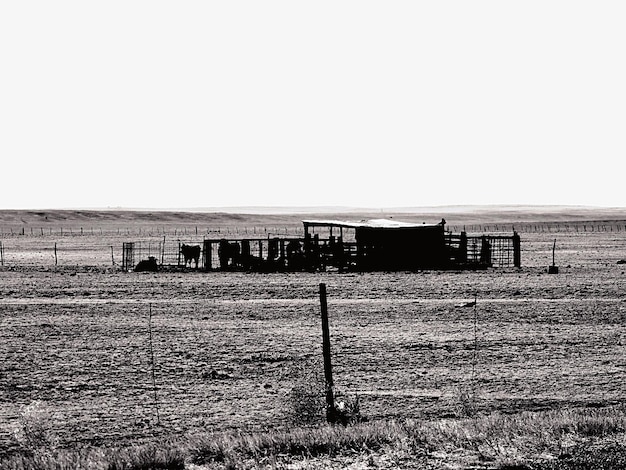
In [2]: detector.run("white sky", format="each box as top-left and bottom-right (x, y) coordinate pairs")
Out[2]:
(1, 1), (624, 210)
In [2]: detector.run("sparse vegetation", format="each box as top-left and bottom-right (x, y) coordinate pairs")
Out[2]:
(1, 443), (185, 470)
(3, 406), (626, 469)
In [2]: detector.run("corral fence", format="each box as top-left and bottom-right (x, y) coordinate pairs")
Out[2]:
(203, 237), (309, 271)
(122, 231), (521, 272)
(121, 237), (307, 272)
(445, 233), (520, 268)
(122, 239), (209, 271)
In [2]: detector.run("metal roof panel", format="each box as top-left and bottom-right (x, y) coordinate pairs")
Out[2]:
(302, 219), (442, 229)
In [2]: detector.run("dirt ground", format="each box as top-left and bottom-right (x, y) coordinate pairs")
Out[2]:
(1, 210), (625, 454)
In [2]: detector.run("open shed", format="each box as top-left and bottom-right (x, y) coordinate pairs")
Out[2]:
(303, 218), (449, 271)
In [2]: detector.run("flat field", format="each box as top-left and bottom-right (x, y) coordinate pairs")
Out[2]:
(1, 209), (625, 456)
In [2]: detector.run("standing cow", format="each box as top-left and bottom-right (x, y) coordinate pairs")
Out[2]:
(180, 243), (201, 268)
(218, 239), (240, 269)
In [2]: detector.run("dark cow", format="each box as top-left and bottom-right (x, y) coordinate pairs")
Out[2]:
(180, 243), (201, 268)
(218, 239), (240, 269)
(286, 239), (305, 269)
(135, 256), (158, 272)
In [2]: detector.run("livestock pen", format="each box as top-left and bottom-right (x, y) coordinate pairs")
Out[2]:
(121, 239), (207, 271)
(122, 219), (521, 272)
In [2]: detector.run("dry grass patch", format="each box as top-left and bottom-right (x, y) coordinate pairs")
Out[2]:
(4, 402), (626, 469)
(408, 406), (626, 468)
(187, 420), (401, 466)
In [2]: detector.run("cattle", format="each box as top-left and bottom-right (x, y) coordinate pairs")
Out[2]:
(135, 256), (158, 272)
(180, 243), (201, 268)
(218, 239), (240, 269)
(286, 239), (305, 269)
(286, 239), (303, 258)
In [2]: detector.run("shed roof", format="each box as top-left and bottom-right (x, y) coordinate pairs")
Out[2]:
(302, 218), (443, 229)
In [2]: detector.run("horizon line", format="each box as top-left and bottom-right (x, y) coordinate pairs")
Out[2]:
(0, 203), (622, 214)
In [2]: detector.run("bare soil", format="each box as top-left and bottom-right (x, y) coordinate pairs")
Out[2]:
(1, 209), (625, 456)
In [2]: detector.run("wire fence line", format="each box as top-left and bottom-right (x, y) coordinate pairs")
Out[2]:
(1, 222), (626, 239)
(1, 291), (625, 454)
(0, 226), (305, 238)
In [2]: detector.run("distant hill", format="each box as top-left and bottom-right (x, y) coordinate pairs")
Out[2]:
(0, 205), (624, 229)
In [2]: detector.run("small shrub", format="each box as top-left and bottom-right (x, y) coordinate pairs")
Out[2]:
(285, 359), (326, 426)
(286, 360), (364, 426)
(288, 375), (327, 425)
(455, 385), (478, 418)
(331, 391), (364, 425)
(12, 401), (58, 452)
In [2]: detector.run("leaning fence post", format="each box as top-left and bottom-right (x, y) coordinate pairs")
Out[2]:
(319, 283), (336, 422)
(54, 243), (58, 266)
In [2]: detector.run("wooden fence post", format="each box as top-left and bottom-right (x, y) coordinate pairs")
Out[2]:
(203, 240), (212, 271)
(54, 243), (58, 266)
(513, 232), (521, 268)
(549, 239), (559, 274)
(122, 242), (134, 271)
(460, 231), (468, 264)
(319, 283), (336, 422)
